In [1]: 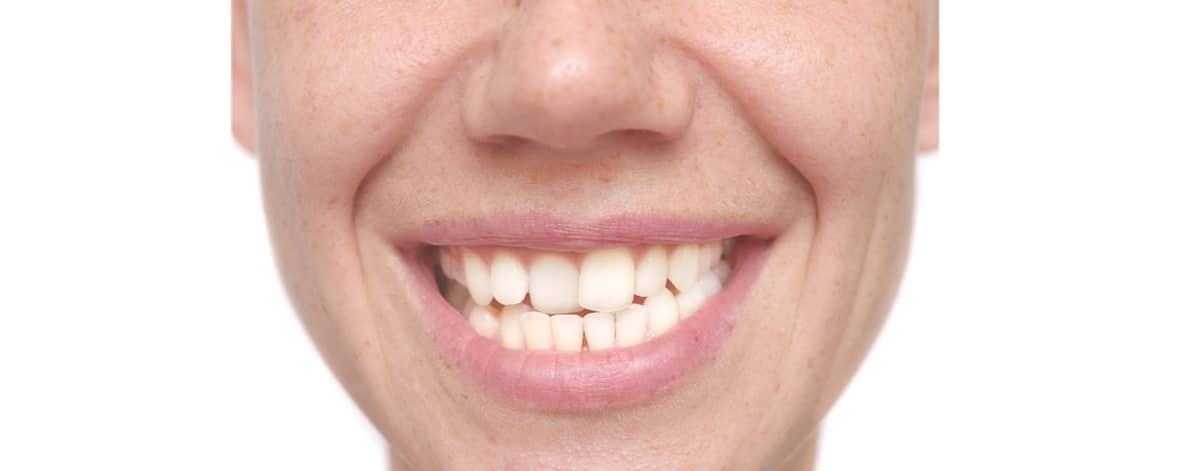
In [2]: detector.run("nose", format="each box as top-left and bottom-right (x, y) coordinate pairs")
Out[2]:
(462, 1), (694, 151)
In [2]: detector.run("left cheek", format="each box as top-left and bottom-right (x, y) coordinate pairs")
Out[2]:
(685, 31), (920, 221)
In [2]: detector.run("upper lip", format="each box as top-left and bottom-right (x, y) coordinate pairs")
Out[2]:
(397, 213), (781, 250)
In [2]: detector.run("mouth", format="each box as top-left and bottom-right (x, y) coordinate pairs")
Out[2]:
(395, 216), (773, 410)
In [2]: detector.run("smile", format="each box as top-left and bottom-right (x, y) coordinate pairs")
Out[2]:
(396, 216), (774, 410)
(438, 239), (735, 351)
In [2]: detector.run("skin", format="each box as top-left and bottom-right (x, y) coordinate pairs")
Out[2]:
(232, 1), (939, 469)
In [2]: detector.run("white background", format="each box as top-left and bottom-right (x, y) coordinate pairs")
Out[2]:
(1, 2), (1197, 470)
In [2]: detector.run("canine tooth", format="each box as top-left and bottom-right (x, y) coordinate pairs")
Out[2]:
(644, 289), (680, 337)
(529, 254), (582, 314)
(520, 311), (553, 350)
(583, 312), (615, 351)
(550, 315), (584, 352)
(491, 250), (529, 305)
(668, 244), (700, 292)
(713, 261), (732, 283)
(498, 307), (524, 350)
(463, 250), (492, 305)
(697, 270), (723, 297)
(676, 284), (708, 319)
(614, 305), (648, 347)
(440, 249), (465, 283)
(634, 245), (668, 297)
(578, 247), (636, 312)
(467, 304), (500, 339)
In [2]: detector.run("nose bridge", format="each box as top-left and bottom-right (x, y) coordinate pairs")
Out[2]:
(464, 0), (692, 151)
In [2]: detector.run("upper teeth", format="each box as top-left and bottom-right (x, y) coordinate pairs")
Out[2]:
(439, 240), (735, 351)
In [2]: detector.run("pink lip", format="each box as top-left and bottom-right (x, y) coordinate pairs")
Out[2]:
(393, 216), (774, 410)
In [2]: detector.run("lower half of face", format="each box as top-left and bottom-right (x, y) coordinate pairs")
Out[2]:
(246, 0), (933, 469)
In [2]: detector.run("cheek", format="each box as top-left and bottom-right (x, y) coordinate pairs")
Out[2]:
(677, 2), (927, 210)
(250, 2), (503, 210)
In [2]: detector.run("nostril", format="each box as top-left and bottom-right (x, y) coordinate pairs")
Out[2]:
(478, 134), (531, 147)
(601, 128), (671, 146)
(480, 129), (668, 152)
(613, 129), (665, 140)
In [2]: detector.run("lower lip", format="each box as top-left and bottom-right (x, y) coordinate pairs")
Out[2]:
(399, 238), (771, 411)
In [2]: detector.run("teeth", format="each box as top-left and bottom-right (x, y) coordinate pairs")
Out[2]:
(520, 311), (553, 350)
(634, 245), (668, 297)
(529, 254), (582, 314)
(500, 302), (531, 318)
(498, 305), (525, 350)
(704, 241), (724, 270)
(578, 247), (636, 312)
(440, 250), (465, 283)
(713, 261), (732, 284)
(614, 305), (649, 347)
(583, 312), (616, 351)
(445, 239), (737, 350)
(550, 315), (584, 352)
(491, 250), (529, 305)
(697, 270), (723, 298)
(675, 283), (707, 319)
(668, 244), (700, 292)
(466, 304), (500, 339)
(463, 250), (493, 306)
(643, 289), (680, 337)
(697, 242), (717, 273)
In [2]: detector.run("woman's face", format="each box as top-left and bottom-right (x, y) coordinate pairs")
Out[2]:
(233, 1), (937, 469)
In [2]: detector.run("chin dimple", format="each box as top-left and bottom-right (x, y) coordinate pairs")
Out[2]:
(437, 239), (736, 351)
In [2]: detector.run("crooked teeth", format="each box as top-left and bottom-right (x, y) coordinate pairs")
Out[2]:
(440, 239), (737, 351)
(578, 247), (635, 312)
(530, 254), (582, 314)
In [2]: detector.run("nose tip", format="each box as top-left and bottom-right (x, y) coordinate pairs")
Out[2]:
(463, 1), (693, 151)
